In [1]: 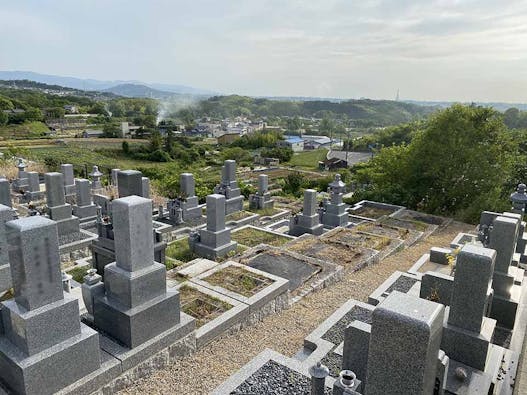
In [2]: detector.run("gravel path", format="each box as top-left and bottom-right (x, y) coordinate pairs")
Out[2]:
(120, 221), (472, 395)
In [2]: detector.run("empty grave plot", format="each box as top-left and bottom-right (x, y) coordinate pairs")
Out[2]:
(166, 238), (198, 264)
(380, 216), (429, 232)
(351, 205), (396, 220)
(203, 265), (273, 297)
(232, 226), (291, 247)
(288, 237), (375, 269)
(166, 238), (246, 265)
(323, 228), (391, 250)
(230, 360), (332, 395)
(225, 210), (255, 222)
(178, 285), (233, 328)
(247, 250), (320, 290)
(352, 221), (416, 241)
(393, 209), (448, 226)
(321, 305), (373, 345)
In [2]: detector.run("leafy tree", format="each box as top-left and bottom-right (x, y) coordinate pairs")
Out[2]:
(261, 147), (293, 163)
(353, 104), (513, 223)
(0, 111), (7, 126)
(178, 108), (196, 131)
(149, 129), (163, 151)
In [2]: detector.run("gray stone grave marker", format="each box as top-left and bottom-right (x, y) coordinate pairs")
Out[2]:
(93, 196), (180, 347)
(441, 244), (497, 370)
(189, 193), (237, 259)
(0, 216), (100, 394)
(45, 172), (80, 236)
(289, 189), (323, 236)
(366, 291), (444, 395)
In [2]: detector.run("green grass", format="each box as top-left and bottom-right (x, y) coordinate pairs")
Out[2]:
(166, 238), (198, 263)
(225, 210), (254, 221)
(204, 266), (272, 297)
(232, 227), (291, 247)
(287, 148), (328, 169)
(248, 207), (281, 217)
(66, 265), (91, 283)
(0, 121), (50, 139)
(166, 237), (246, 264)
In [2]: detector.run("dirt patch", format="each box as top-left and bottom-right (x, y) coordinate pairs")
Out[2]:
(204, 266), (273, 297)
(179, 285), (232, 328)
(232, 227), (291, 247)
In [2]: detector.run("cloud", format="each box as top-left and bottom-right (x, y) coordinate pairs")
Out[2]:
(0, 0), (526, 102)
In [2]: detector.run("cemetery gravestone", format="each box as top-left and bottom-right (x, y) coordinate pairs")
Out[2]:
(249, 174), (275, 210)
(441, 244), (496, 370)
(0, 216), (100, 395)
(72, 178), (98, 220)
(0, 178), (11, 207)
(366, 291), (445, 395)
(45, 172), (80, 236)
(0, 205), (14, 292)
(189, 194), (237, 259)
(289, 189), (324, 236)
(117, 169), (144, 198)
(61, 163), (76, 196)
(488, 215), (522, 328)
(320, 174), (348, 228)
(213, 160), (244, 215)
(92, 196), (180, 347)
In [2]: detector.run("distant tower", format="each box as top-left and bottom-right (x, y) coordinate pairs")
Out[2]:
(395, 89), (400, 101)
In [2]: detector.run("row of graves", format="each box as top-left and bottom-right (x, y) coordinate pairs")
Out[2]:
(0, 156), (516, 394)
(213, 185), (527, 394)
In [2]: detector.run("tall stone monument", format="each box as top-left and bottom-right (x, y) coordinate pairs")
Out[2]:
(249, 174), (274, 210)
(213, 159), (244, 215)
(24, 171), (42, 201)
(0, 205), (15, 292)
(61, 163), (76, 196)
(366, 291), (445, 395)
(320, 173), (348, 228)
(45, 172), (80, 236)
(92, 196), (180, 347)
(189, 194), (237, 259)
(0, 216), (100, 394)
(167, 172), (202, 224)
(118, 169), (147, 198)
(0, 178), (11, 207)
(289, 189), (324, 236)
(510, 183), (527, 217)
(72, 178), (98, 220)
(488, 215), (522, 328)
(441, 244), (496, 370)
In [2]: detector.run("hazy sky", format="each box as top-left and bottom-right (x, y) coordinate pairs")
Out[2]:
(1, 0), (526, 102)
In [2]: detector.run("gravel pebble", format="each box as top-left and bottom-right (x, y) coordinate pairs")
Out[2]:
(386, 276), (419, 294)
(322, 306), (372, 345)
(231, 360), (332, 394)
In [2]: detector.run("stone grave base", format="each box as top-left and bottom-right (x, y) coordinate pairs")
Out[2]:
(192, 240), (237, 260)
(0, 325), (100, 395)
(368, 270), (420, 306)
(225, 196), (244, 215)
(211, 349), (336, 395)
(62, 313), (196, 395)
(237, 244), (343, 304)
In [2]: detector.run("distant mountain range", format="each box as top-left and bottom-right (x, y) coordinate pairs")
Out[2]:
(0, 71), (216, 97)
(0, 71), (525, 111)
